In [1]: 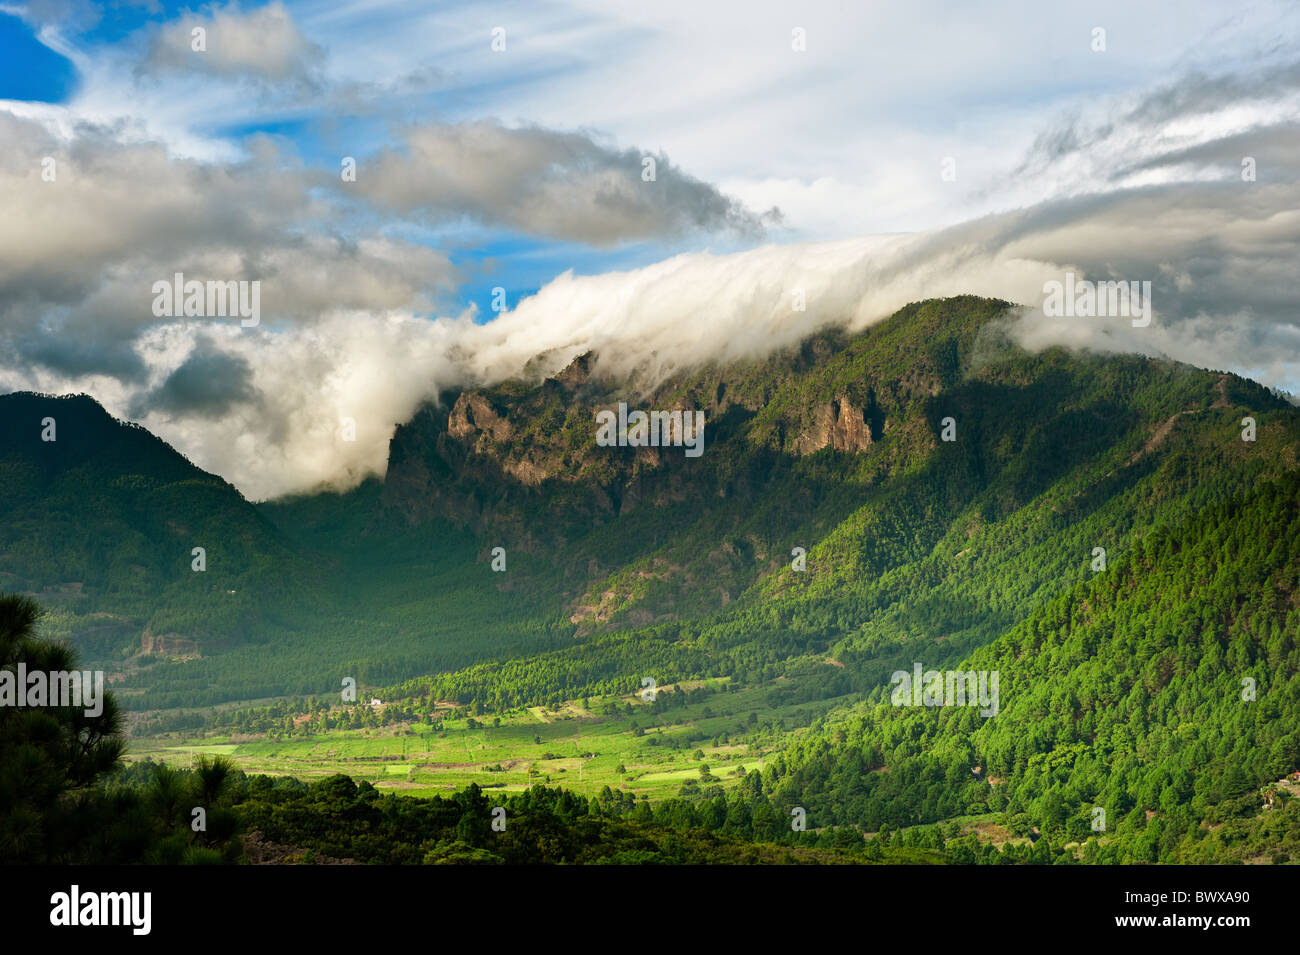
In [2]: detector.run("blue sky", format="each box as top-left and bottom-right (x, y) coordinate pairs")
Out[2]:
(0, 0), (737, 318)
(0, 12), (75, 100)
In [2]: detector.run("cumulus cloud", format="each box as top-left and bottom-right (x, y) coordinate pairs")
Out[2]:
(128, 345), (258, 420)
(138, 1), (325, 89)
(352, 121), (779, 245)
(120, 314), (469, 499)
(0, 111), (457, 384)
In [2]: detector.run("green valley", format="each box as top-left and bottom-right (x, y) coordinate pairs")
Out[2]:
(5, 295), (1300, 865)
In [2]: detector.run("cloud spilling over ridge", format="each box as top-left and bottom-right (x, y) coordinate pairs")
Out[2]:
(457, 177), (1300, 395)
(2, 29), (1298, 500)
(454, 234), (1044, 390)
(11, 163), (1295, 503)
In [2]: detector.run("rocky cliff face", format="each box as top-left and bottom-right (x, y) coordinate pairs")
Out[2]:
(448, 392), (510, 442)
(380, 351), (624, 530)
(794, 395), (882, 454)
(378, 299), (961, 540)
(370, 296), (991, 633)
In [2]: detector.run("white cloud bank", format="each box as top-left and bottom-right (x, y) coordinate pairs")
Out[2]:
(9, 167), (1296, 502)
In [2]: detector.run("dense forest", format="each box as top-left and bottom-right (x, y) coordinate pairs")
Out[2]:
(768, 468), (1300, 862)
(6, 298), (1298, 715)
(121, 467), (1300, 864)
(4, 296), (1299, 864)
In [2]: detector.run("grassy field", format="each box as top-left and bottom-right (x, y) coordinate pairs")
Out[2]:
(129, 679), (852, 801)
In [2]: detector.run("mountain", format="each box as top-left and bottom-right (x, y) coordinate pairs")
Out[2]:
(0, 392), (312, 660)
(363, 296), (1299, 706)
(3, 296), (1298, 720)
(6, 294), (1300, 861)
(766, 464), (1300, 862)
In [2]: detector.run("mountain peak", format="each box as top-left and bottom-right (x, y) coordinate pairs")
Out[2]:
(553, 350), (596, 388)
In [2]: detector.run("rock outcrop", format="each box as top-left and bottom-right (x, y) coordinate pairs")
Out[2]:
(141, 629), (201, 659)
(794, 396), (879, 454)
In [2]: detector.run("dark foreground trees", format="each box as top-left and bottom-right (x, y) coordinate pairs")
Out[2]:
(0, 594), (241, 863)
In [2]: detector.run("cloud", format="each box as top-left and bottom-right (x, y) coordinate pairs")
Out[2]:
(2, 10), (1299, 501)
(4, 0), (105, 34)
(452, 174), (1300, 399)
(128, 344), (257, 420)
(352, 121), (778, 245)
(0, 111), (459, 383)
(119, 313), (469, 500)
(1124, 61), (1300, 127)
(4, 119), (1298, 499)
(1009, 59), (1300, 193)
(138, 1), (325, 89)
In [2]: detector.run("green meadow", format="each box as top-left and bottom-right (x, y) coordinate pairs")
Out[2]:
(129, 679), (850, 801)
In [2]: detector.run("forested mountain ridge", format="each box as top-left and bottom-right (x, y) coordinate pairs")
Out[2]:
(359, 296), (1300, 710)
(764, 467), (1300, 862)
(2, 296), (1298, 717)
(376, 296), (1296, 647)
(378, 296), (1006, 533)
(0, 392), (315, 660)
